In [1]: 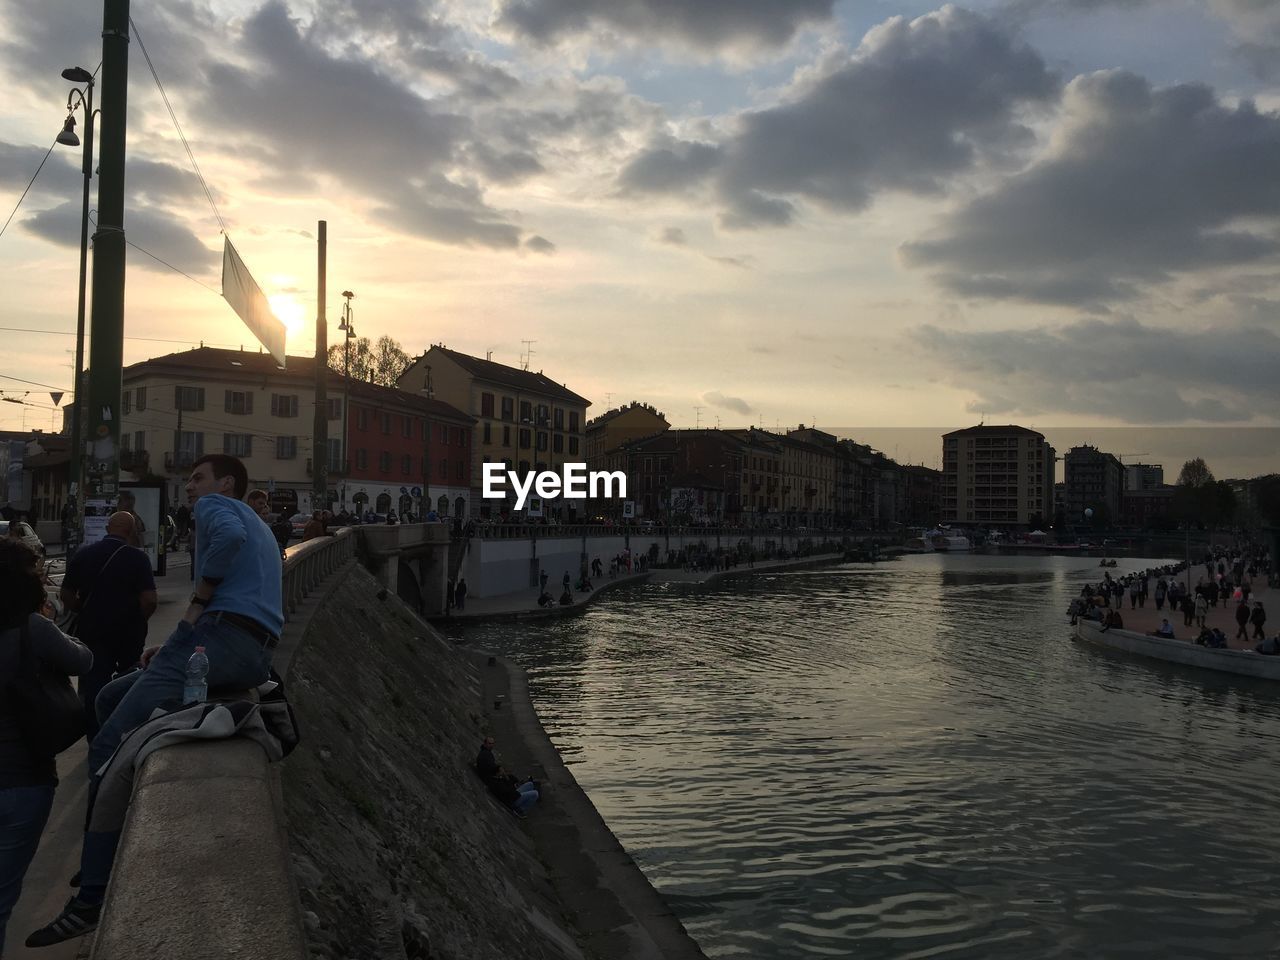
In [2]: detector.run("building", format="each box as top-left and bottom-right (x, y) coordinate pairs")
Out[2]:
(105, 347), (471, 518)
(399, 346), (590, 520)
(1121, 486), (1175, 530)
(584, 402), (669, 465)
(1125, 463), (1164, 491)
(1064, 445), (1125, 526)
(942, 425), (1055, 529)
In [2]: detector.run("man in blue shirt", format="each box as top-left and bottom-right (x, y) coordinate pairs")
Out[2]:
(60, 511), (157, 739)
(27, 454), (283, 946)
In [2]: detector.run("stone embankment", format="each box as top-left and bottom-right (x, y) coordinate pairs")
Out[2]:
(282, 564), (704, 959)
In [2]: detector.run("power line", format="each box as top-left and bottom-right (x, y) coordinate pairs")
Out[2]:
(0, 143), (57, 242)
(0, 326), (241, 347)
(130, 14), (227, 234)
(124, 235), (221, 295)
(0, 373), (71, 392)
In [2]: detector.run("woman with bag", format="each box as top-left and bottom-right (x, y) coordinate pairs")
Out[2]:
(0, 539), (92, 955)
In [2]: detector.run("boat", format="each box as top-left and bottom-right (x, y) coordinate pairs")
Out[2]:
(929, 528), (971, 552)
(902, 531), (935, 553)
(1073, 618), (1280, 681)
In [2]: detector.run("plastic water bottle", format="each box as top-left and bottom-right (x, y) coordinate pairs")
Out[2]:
(183, 646), (210, 704)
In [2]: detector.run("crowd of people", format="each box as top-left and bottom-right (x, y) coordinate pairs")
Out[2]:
(1068, 544), (1276, 653)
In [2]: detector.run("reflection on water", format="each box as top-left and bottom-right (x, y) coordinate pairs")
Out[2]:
(438, 555), (1280, 959)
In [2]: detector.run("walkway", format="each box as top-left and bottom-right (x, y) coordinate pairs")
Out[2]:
(432, 570), (652, 622)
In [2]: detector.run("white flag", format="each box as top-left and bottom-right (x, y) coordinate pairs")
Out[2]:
(222, 237), (287, 366)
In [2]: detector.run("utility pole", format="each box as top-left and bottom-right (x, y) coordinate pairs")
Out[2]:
(83, 0), (129, 506)
(313, 221), (328, 511)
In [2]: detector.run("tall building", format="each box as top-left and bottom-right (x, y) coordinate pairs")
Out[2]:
(941, 425), (1054, 529)
(398, 346), (590, 519)
(1125, 463), (1164, 491)
(1064, 445), (1125, 524)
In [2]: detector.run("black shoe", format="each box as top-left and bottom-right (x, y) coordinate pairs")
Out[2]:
(25, 897), (100, 947)
(69, 870), (81, 887)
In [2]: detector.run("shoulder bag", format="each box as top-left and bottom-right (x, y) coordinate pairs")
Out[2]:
(7, 617), (86, 757)
(58, 542), (128, 638)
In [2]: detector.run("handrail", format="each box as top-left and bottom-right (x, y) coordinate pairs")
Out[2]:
(463, 523), (897, 541)
(281, 527), (356, 620)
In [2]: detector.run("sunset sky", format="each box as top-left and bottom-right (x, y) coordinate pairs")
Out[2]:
(2, 0), (1279, 474)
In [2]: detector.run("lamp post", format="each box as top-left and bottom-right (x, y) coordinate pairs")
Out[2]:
(338, 290), (354, 511)
(56, 66), (95, 554)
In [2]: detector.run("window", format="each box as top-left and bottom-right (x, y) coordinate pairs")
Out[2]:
(553, 434), (564, 453)
(402, 454), (412, 475)
(175, 386), (204, 411)
(519, 428), (531, 449)
(134, 430), (145, 452)
(379, 451), (392, 473)
(483, 422), (492, 444)
(122, 392), (131, 415)
(503, 425), (511, 447)
(440, 459), (448, 479)
(120, 433), (130, 451)
(536, 431), (548, 452)
(421, 419), (429, 441)
(569, 411), (578, 432)
(481, 392), (495, 417)
(327, 438), (343, 473)
(326, 398), (343, 420)
(356, 448), (368, 470)
(135, 387), (147, 412)
(174, 430), (203, 465)
(456, 461), (464, 480)
(357, 408), (368, 431)
(459, 429), (468, 448)
(402, 416), (412, 438)
(270, 394), (298, 417)
(501, 397), (514, 422)
(554, 408), (564, 430)
(519, 400), (531, 423)
(439, 424), (448, 443)
(223, 434), (252, 457)
(225, 391), (254, 415)
(569, 436), (579, 455)
(381, 413), (392, 435)
(536, 404), (549, 426)
(276, 436), (297, 459)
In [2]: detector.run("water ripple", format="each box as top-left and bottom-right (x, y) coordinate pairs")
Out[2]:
(440, 555), (1280, 958)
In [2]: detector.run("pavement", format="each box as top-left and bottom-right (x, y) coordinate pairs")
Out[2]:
(7, 566), (194, 960)
(1084, 567), (1277, 651)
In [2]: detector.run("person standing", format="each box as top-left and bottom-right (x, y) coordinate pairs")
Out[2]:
(1250, 601), (1267, 641)
(1194, 592), (1208, 630)
(59, 513), (157, 741)
(562, 570), (571, 593)
(1154, 579), (1167, 611)
(0, 540), (93, 955)
(539, 569), (548, 595)
(1235, 599), (1252, 642)
(27, 454), (283, 946)
(455, 578), (468, 612)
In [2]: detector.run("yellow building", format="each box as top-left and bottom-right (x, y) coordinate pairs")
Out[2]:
(398, 346), (590, 519)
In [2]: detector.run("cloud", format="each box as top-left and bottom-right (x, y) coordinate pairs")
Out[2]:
(910, 317), (1280, 423)
(658, 227), (686, 245)
(618, 6), (1059, 229)
(23, 201), (218, 277)
(702, 390), (754, 415)
(497, 0), (835, 53)
(901, 70), (1280, 307)
(524, 235), (556, 253)
(706, 254), (750, 269)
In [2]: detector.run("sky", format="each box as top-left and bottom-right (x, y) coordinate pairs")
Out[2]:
(1, 0), (1279, 476)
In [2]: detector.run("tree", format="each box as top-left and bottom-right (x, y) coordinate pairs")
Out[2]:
(1176, 457), (1214, 488)
(326, 335), (412, 387)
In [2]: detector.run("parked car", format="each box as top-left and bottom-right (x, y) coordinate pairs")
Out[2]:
(289, 512), (310, 536)
(0, 519), (45, 557)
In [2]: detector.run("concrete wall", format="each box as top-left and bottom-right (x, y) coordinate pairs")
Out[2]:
(1074, 619), (1280, 680)
(460, 529), (845, 597)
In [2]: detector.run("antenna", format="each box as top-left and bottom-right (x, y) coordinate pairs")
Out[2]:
(694, 405), (703, 429)
(604, 392), (613, 409)
(520, 339), (536, 371)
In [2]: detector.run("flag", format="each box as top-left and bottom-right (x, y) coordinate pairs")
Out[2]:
(222, 237), (287, 366)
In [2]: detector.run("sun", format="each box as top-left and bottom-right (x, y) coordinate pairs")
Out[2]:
(267, 293), (307, 337)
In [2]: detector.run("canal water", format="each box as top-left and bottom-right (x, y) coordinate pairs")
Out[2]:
(439, 555), (1280, 958)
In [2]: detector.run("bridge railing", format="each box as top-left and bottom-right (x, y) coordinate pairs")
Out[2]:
(282, 527), (357, 620)
(464, 522), (895, 541)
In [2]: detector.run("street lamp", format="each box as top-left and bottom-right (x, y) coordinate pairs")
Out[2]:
(56, 65), (95, 555)
(338, 289), (354, 510)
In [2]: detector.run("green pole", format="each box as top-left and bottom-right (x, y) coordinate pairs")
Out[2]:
(313, 221), (328, 510)
(84, 0), (129, 505)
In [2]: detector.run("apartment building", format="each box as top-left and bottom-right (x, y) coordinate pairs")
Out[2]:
(398, 346), (590, 519)
(1064, 444), (1125, 525)
(942, 425), (1055, 528)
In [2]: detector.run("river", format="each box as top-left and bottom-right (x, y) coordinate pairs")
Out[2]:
(438, 554), (1280, 959)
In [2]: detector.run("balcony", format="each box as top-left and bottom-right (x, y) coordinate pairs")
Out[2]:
(164, 451), (195, 471)
(306, 458), (349, 477)
(120, 449), (150, 473)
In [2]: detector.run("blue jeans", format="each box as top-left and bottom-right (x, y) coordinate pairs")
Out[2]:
(87, 614), (272, 776)
(0, 784), (56, 952)
(513, 782), (539, 815)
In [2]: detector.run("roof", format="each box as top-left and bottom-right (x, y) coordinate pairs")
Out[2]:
(123, 347), (472, 423)
(585, 402), (667, 430)
(426, 346), (590, 406)
(944, 424), (1046, 439)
